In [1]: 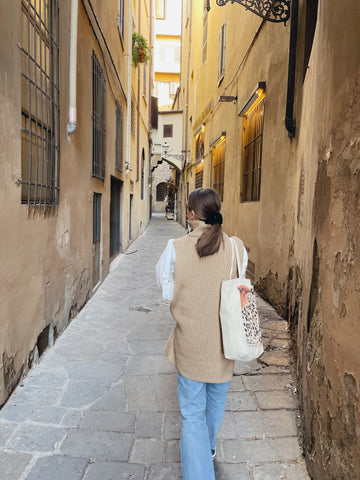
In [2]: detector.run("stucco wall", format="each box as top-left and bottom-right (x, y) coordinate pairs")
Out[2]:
(288, 1), (360, 477)
(0, 0), (151, 406)
(180, 1), (292, 314)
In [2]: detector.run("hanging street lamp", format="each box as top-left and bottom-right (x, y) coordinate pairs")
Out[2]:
(205, 0), (291, 25)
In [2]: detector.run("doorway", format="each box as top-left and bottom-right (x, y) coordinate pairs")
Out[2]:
(110, 177), (123, 258)
(93, 193), (102, 288)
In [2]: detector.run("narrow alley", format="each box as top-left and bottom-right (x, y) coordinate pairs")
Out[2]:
(0, 216), (310, 480)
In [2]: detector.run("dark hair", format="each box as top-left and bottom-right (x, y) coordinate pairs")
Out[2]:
(188, 188), (223, 257)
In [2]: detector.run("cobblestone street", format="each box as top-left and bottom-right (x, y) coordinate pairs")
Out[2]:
(0, 216), (310, 480)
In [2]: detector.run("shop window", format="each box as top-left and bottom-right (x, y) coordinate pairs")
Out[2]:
(211, 140), (225, 201)
(242, 100), (264, 202)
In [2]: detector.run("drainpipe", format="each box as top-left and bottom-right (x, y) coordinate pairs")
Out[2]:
(67, 0), (79, 135)
(125, 0), (132, 173)
(284, 0), (298, 139)
(184, 0), (192, 172)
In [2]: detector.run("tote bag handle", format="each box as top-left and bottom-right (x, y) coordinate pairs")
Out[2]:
(228, 237), (243, 280)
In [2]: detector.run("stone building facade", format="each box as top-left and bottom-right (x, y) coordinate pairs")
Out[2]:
(178, 0), (360, 478)
(0, 0), (153, 406)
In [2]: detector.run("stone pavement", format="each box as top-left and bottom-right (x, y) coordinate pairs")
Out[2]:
(0, 215), (310, 480)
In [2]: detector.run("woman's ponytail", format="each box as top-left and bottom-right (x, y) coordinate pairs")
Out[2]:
(187, 188), (223, 258)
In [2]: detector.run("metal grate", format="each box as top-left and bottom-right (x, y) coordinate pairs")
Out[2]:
(242, 100), (264, 202)
(211, 141), (225, 201)
(115, 102), (123, 172)
(20, 0), (60, 214)
(195, 168), (203, 189)
(92, 51), (106, 180)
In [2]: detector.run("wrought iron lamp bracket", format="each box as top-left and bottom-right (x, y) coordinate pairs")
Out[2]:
(209, 0), (291, 24)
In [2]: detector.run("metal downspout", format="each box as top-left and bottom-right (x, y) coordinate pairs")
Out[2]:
(184, 0), (192, 175)
(67, 0), (79, 135)
(285, 0), (298, 139)
(125, 0), (132, 173)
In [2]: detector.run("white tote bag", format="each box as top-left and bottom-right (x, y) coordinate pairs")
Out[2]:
(220, 238), (264, 362)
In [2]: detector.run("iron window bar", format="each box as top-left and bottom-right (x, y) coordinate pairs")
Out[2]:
(92, 51), (106, 180)
(115, 102), (123, 172)
(242, 100), (264, 202)
(20, 0), (59, 216)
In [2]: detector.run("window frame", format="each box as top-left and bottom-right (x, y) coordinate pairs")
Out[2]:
(241, 99), (264, 202)
(92, 51), (106, 180)
(211, 140), (226, 202)
(218, 22), (226, 83)
(20, 0), (60, 211)
(163, 124), (173, 138)
(115, 102), (123, 172)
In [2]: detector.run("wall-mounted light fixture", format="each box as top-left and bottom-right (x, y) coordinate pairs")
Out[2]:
(206, 0), (290, 24)
(210, 131), (226, 149)
(238, 81), (266, 117)
(219, 95), (237, 103)
(162, 141), (169, 157)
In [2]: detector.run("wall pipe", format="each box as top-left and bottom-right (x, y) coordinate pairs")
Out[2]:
(125, 0), (132, 173)
(284, 0), (298, 139)
(67, 0), (79, 135)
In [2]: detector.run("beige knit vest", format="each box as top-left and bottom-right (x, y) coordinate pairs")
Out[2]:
(164, 221), (244, 383)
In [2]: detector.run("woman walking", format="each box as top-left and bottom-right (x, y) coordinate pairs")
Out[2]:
(156, 188), (248, 480)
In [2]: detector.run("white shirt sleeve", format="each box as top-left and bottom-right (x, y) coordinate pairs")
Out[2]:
(155, 239), (176, 301)
(242, 247), (248, 278)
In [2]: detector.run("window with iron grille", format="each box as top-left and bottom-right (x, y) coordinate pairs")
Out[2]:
(218, 23), (226, 81)
(92, 52), (106, 179)
(163, 124), (173, 138)
(242, 100), (264, 202)
(20, 0), (60, 212)
(195, 167), (203, 189)
(211, 141), (225, 201)
(115, 102), (123, 172)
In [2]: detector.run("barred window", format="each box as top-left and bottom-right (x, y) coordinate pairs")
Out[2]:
(195, 167), (203, 189)
(20, 0), (60, 211)
(92, 52), (106, 180)
(211, 140), (225, 201)
(242, 100), (264, 202)
(115, 102), (123, 172)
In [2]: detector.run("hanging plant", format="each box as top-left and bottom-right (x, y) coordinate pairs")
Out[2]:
(132, 32), (151, 67)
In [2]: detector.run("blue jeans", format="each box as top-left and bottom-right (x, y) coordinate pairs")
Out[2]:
(177, 373), (230, 480)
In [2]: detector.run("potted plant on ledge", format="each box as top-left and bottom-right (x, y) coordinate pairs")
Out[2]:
(132, 33), (151, 67)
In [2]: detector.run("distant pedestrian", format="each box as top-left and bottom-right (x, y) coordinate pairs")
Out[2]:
(156, 188), (248, 480)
